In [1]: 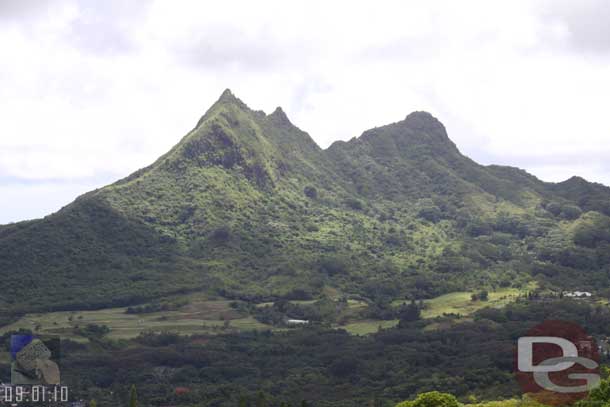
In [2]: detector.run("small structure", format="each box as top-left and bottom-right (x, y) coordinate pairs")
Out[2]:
(286, 319), (309, 325)
(577, 339), (594, 353)
(563, 291), (592, 298)
(598, 337), (610, 356)
(175, 387), (191, 395)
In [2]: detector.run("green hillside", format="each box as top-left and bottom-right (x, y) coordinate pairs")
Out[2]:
(1, 89), (610, 316)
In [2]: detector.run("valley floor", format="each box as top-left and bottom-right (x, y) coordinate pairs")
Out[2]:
(0, 285), (535, 341)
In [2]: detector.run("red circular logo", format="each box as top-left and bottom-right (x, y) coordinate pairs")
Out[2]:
(515, 320), (600, 406)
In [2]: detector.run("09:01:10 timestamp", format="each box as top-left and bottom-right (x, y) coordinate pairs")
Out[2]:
(1, 386), (69, 403)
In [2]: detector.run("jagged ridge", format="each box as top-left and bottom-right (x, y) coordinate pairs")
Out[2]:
(1, 89), (610, 316)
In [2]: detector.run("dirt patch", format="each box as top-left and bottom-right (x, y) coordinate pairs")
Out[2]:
(179, 301), (242, 320)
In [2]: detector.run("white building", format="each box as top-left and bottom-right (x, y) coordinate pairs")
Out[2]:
(286, 319), (309, 325)
(563, 291), (592, 298)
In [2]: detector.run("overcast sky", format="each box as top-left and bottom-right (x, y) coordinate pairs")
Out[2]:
(1, 0), (610, 224)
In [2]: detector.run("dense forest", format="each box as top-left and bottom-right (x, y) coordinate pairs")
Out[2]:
(2, 298), (609, 406)
(1, 91), (609, 407)
(1, 90), (610, 318)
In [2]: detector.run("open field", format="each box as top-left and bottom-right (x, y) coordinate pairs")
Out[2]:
(410, 283), (537, 319)
(0, 298), (273, 341)
(0, 284), (534, 341)
(422, 290), (515, 318)
(255, 299), (318, 308)
(341, 319), (399, 335)
(342, 285), (535, 335)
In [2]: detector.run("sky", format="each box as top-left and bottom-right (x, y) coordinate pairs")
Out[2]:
(1, 0), (610, 224)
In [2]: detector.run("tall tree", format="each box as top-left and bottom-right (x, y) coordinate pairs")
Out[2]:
(129, 385), (138, 407)
(255, 391), (267, 407)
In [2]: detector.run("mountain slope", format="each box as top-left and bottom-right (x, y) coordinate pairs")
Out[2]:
(326, 111), (541, 206)
(1, 90), (610, 316)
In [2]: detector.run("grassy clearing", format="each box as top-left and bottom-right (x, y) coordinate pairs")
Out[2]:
(0, 299), (273, 341)
(255, 299), (318, 308)
(403, 283), (537, 319)
(341, 319), (399, 335)
(0, 283), (533, 341)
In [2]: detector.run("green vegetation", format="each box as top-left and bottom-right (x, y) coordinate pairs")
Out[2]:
(413, 285), (534, 319)
(0, 297), (274, 340)
(1, 296), (608, 406)
(129, 384), (138, 407)
(0, 286), (532, 341)
(0, 90), (609, 407)
(395, 392), (549, 407)
(1, 90), (610, 317)
(396, 391), (460, 407)
(341, 319), (399, 335)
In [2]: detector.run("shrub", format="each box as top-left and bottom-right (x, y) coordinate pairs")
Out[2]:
(545, 202), (562, 216)
(466, 220), (493, 237)
(560, 205), (583, 220)
(75, 323), (110, 339)
(303, 186), (318, 199)
(344, 197), (364, 211)
(210, 226), (231, 242)
(329, 357), (359, 377)
(318, 256), (349, 276)
(398, 301), (421, 325)
(396, 391), (461, 407)
(573, 215), (610, 248)
(471, 290), (488, 302)
(418, 206), (442, 223)
(305, 223), (319, 232)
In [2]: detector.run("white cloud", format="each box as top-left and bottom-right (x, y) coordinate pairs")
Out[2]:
(0, 178), (114, 223)
(1, 0), (609, 223)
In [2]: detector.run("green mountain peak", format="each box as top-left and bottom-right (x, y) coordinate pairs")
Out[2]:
(403, 111), (449, 138)
(218, 87), (238, 103)
(195, 88), (250, 128)
(268, 106), (291, 126)
(2, 92), (610, 316)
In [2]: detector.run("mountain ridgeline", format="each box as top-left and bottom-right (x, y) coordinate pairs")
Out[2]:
(1, 89), (610, 315)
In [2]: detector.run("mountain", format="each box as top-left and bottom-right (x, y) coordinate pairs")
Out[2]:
(1, 89), (610, 316)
